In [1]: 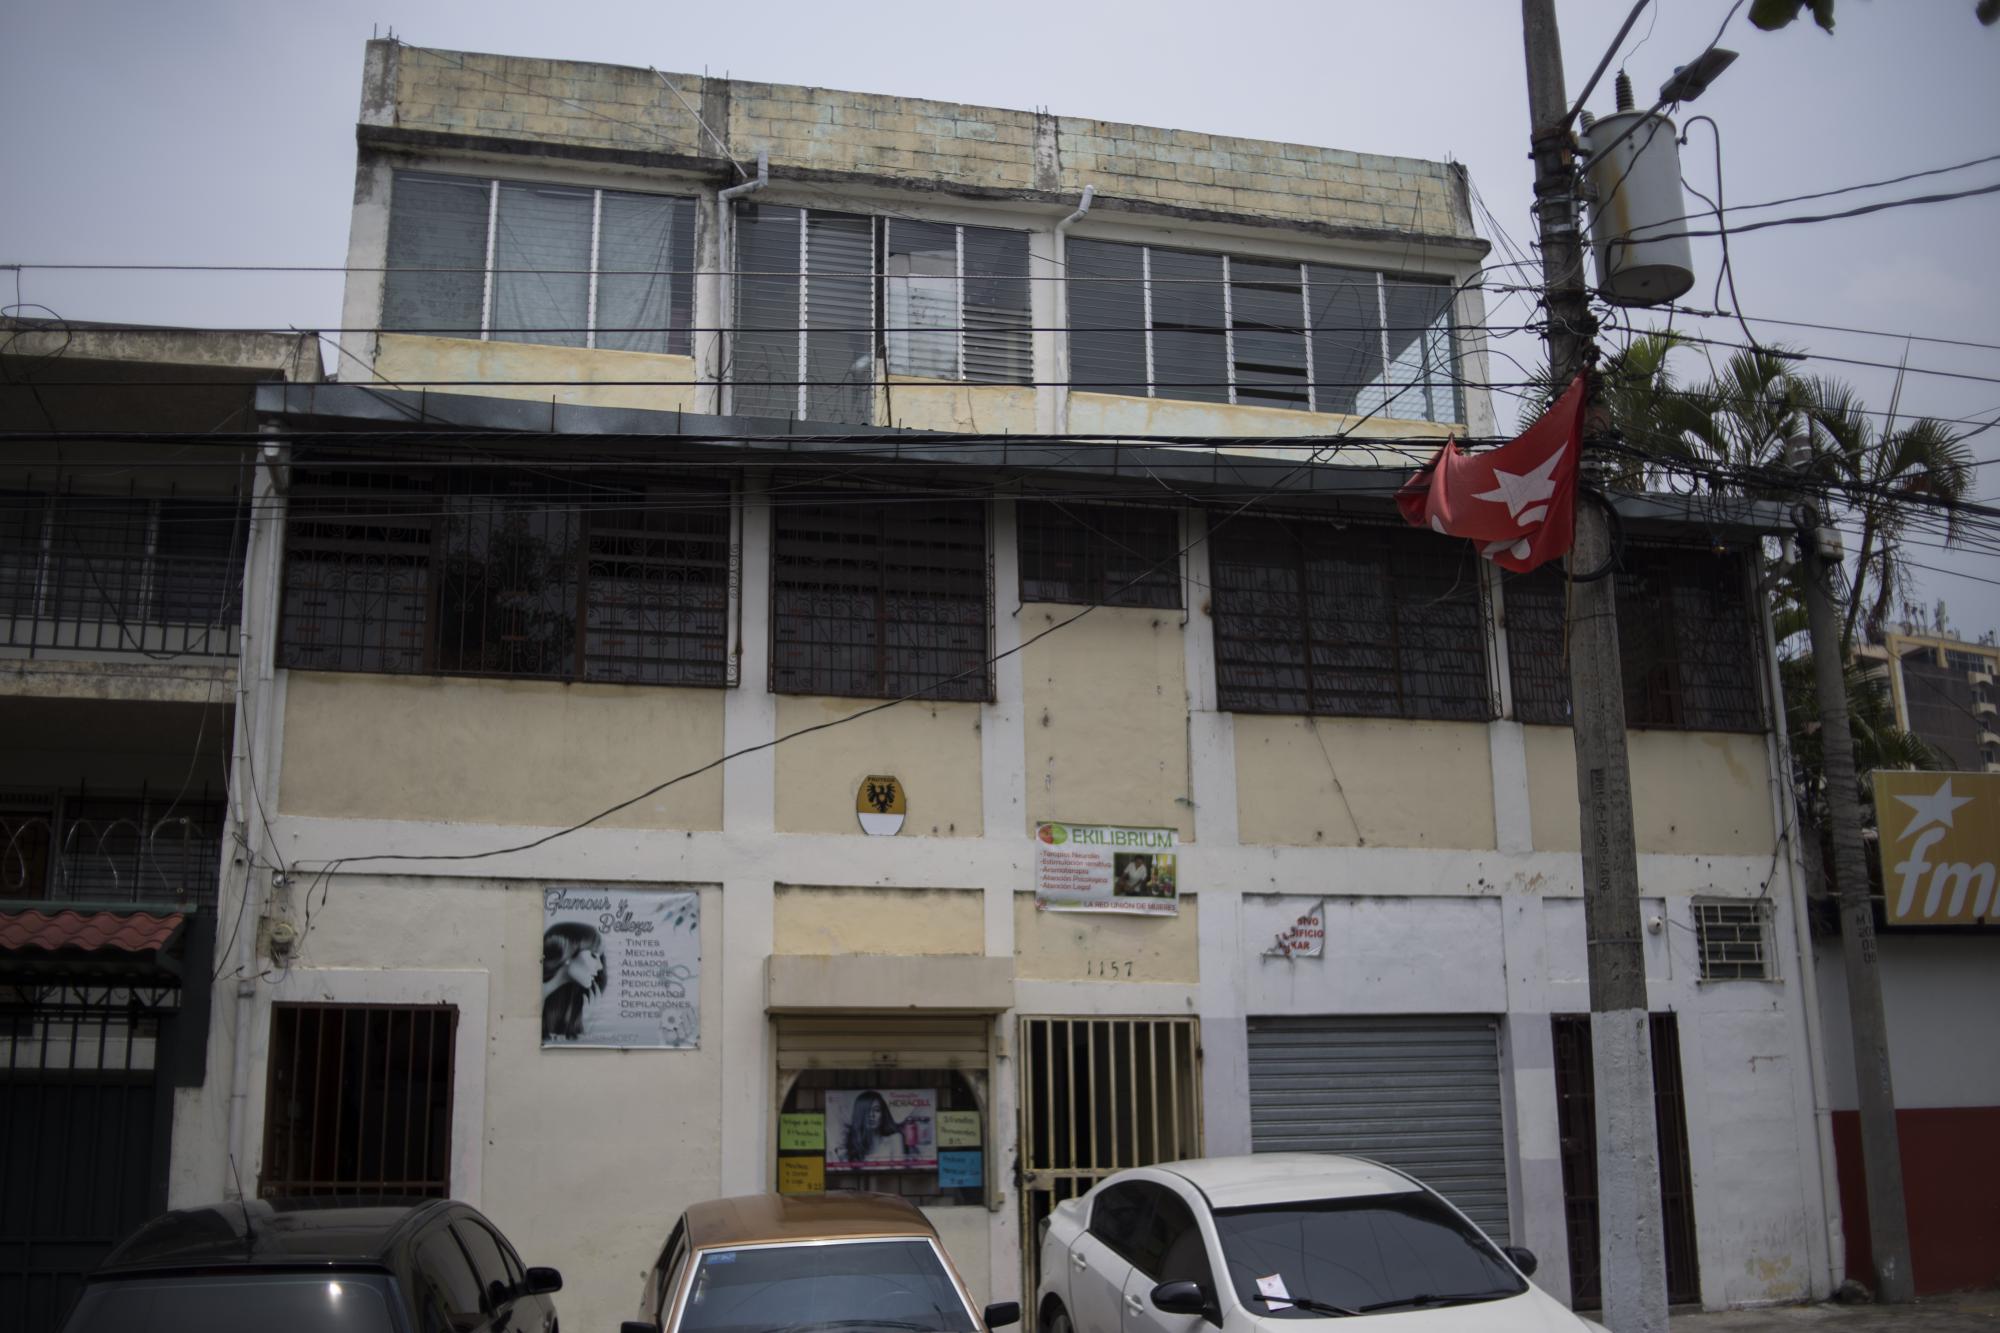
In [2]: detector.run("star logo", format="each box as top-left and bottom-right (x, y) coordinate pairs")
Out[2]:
(1473, 445), (1566, 524)
(1895, 778), (1972, 839)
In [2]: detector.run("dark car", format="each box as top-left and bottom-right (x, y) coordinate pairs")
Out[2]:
(58, 1197), (562, 1333)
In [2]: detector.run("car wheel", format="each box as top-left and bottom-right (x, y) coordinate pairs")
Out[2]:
(1045, 1302), (1073, 1333)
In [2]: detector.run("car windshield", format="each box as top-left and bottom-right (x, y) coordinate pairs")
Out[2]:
(1212, 1192), (1527, 1318)
(675, 1237), (978, 1333)
(61, 1273), (397, 1333)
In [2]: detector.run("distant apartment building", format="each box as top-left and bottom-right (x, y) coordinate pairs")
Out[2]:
(1879, 628), (2000, 772)
(73, 41), (1860, 1332)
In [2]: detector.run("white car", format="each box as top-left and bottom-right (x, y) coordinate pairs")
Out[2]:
(1036, 1155), (1607, 1333)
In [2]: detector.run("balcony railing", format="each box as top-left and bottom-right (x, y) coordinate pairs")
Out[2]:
(0, 791), (225, 909)
(2, 492), (246, 658)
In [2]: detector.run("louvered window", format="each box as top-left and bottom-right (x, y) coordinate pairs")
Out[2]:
(1504, 546), (1763, 732)
(280, 462), (733, 687)
(1066, 239), (1462, 424)
(732, 206), (1031, 424)
(382, 170), (696, 354)
(771, 496), (990, 701)
(1210, 515), (1491, 720)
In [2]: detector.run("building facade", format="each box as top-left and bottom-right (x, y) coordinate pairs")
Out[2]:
(158, 42), (1844, 1332)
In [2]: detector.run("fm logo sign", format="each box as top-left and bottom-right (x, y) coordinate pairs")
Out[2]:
(1872, 772), (2000, 925)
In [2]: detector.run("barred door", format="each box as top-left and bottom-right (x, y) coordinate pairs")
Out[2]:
(0, 986), (168, 1333)
(1017, 1017), (1201, 1328)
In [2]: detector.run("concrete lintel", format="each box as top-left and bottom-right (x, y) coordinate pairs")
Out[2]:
(766, 953), (1015, 1013)
(0, 657), (235, 705)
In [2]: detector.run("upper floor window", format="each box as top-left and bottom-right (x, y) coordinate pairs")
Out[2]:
(771, 495), (990, 701)
(383, 171), (697, 355)
(1504, 546), (1763, 732)
(1210, 514), (1491, 720)
(732, 206), (1031, 424)
(1018, 500), (1181, 609)
(1066, 238), (1461, 424)
(280, 462), (732, 687)
(1, 488), (245, 656)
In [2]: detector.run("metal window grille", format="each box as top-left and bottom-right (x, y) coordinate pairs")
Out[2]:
(1504, 546), (1763, 732)
(279, 462), (733, 688)
(0, 790), (225, 908)
(1017, 501), (1180, 610)
(1694, 900), (1775, 981)
(260, 1003), (457, 1199)
(1211, 514), (1492, 720)
(1064, 240), (1462, 425)
(771, 495), (991, 702)
(0, 489), (246, 657)
(384, 171), (696, 352)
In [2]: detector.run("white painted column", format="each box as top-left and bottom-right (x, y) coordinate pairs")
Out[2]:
(720, 475), (776, 1193)
(984, 495), (1026, 1302)
(1030, 225), (1063, 436)
(693, 193), (727, 417)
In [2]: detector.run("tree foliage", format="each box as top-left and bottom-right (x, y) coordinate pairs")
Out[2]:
(1749, 0), (1999, 31)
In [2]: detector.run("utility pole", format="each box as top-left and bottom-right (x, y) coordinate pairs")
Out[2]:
(1796, 502), (1915, 1301)
(1520, 4), (1668, 1330)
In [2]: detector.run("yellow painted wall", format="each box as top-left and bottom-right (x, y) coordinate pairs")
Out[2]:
(280, 672), (723, 830)
(1021, 604), (1192, 839)
(1523, 725), (1776, 854)
(880, 377), (1037, 433)
(1066, 392), (1458, 456)
(374, 333), (701, 413)
(774, 886), (985, 955)
(773, 696), (984, 836)
(1013, 892), (1200, 983)
(1233, 715), (1497, 849)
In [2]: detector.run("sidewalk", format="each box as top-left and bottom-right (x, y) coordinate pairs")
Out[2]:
(1669, 1292), (2000, 1332)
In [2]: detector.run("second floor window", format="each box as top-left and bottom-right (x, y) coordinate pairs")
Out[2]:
(771, 495), (990, 701)
(280, 463), (732, 687)
(1504, 546), (1763, 732)
(733, 206), (1032, 424)
(1210, 514), (1492, 720)
(1066, 238), (1461, 424)
(1017, 500), (1181, 609)
(383, 171), (697, 355)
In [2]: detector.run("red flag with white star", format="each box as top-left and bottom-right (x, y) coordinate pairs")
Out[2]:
(1395, 374), (1585, 573)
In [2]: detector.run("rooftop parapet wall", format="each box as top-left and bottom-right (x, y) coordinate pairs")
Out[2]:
(373, 41), (1479, 245)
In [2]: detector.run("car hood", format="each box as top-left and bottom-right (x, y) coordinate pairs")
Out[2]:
(1239, 1285), (1599, 1332)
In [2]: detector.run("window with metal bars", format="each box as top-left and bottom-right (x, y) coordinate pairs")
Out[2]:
(732, 205), (1032, 424)
(771, 496), (990, 701)
(1504, 546), (1763, 732)
(0, 790), (225, 908)
(1064, 238), (1461, 424)
(1210, 515), (1491, 720)
(0, 488), (247, 656)
(779, 1070), (987, 1206)
(260, 1003), (457, 1198)
(279, 463), (733, 687)
(382, 170), (697, 354)
(1693, 900), (1775, 980)
(1018, 501), (1181, 609)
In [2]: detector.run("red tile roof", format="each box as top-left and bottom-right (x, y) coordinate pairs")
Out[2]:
(0, 909), (185, 955)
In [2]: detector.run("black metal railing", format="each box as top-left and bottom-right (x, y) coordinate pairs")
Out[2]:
(0, 792), (225, 909)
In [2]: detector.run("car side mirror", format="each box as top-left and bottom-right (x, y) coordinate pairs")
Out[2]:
(983, 1301), (1021, 1328)
(523, 1266), (563, 1295)
(1150, 1281), (1210, 1316)
(1503, 1245), (1538, 1277)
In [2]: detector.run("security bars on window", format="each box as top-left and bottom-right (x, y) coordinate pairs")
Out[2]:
(770, 496), (991, 702)
(1504, 546), (1763, 732)
(1693, 900), (1775, 981)
(732, 205), (1033, 424)
(1018, 501), (1181, 610)
(1066, 237), (1461, 424)
(383, 171), (698, 354)
(1209, 514), (1492, 720)
(279, 463), (734, 687)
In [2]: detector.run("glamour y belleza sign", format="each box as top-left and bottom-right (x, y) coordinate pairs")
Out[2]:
(1871, 771), (2000, 925)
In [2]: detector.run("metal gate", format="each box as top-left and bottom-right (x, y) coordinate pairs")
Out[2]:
(1551, 1013), (1701, 1308)
(1247, 1015), (1511, 1243)
(1017, 1017), (1202, 1324)
(1, 985), (171, 1333)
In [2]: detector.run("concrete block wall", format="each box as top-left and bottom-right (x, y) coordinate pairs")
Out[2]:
(373, 41), (1476, 241)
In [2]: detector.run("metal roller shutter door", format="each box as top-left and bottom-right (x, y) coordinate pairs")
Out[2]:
(1247, 1015), (1511, 1244)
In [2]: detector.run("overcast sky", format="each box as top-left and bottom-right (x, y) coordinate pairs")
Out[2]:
(3, 0), (1996, 633)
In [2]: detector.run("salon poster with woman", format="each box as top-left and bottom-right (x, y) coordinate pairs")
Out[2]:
(825, 1089), (937, 1171)
(541, 886), (699, 1049)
